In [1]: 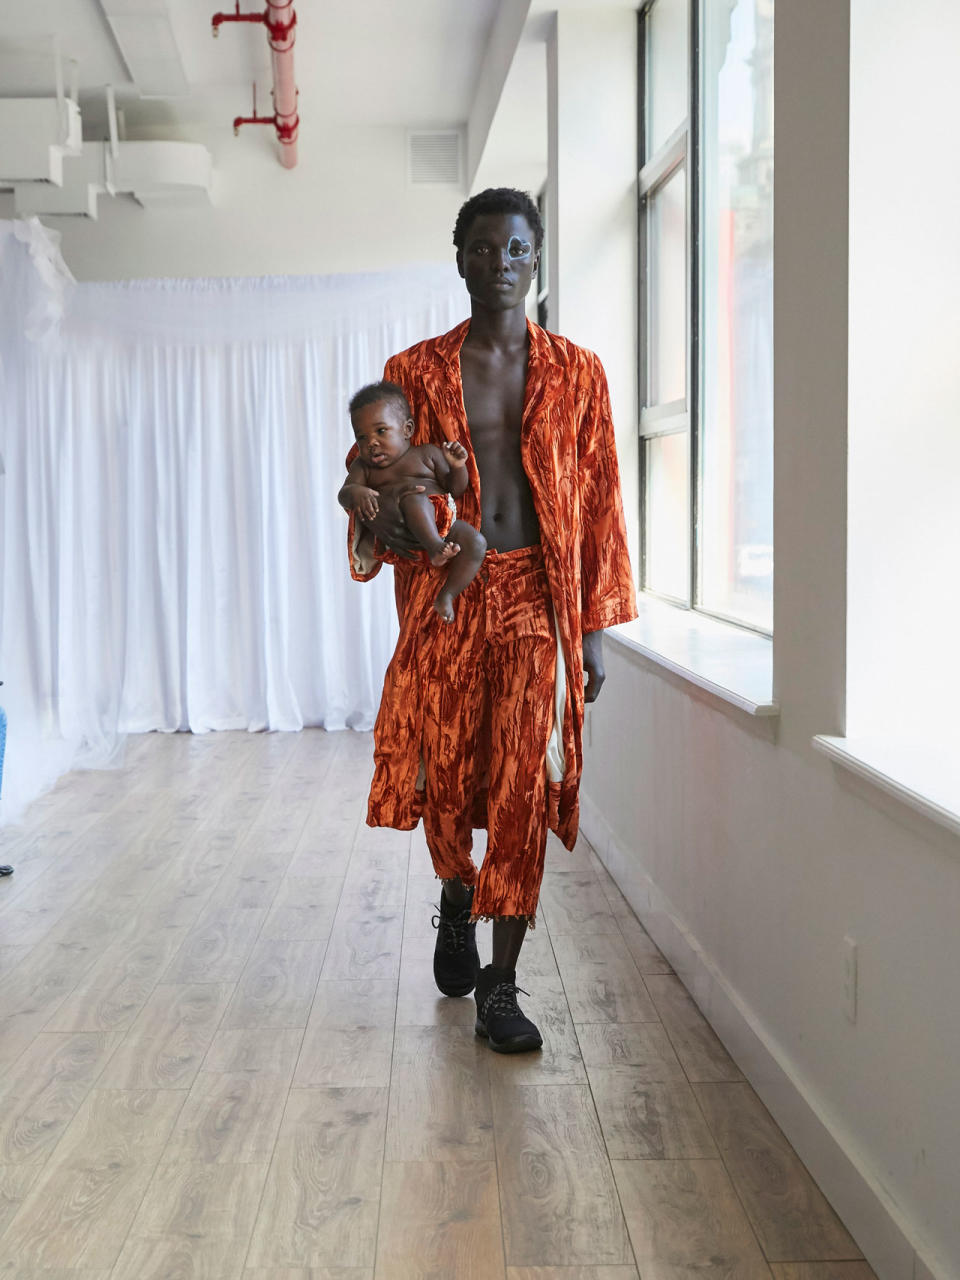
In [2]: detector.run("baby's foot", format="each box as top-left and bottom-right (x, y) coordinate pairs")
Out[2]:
(433, 591), (455, 623)
(428, 540), (460, 568)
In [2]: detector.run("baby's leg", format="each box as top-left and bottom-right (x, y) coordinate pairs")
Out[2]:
(398, 492), (455, 565)
(433, 521), (487, 623)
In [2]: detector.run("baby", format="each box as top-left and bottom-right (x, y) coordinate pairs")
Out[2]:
(338, 381), (487, 621)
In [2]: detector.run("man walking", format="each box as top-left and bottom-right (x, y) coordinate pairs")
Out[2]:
(348, 187), (636, 1051)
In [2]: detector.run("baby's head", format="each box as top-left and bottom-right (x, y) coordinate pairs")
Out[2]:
(349, 381), (414, 470)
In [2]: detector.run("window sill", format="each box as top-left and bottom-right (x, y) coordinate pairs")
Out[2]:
(812, 736), (960, 839)
(608, 594), (777, 717)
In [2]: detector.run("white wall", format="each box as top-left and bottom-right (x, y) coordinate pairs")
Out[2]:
(575, 5), (960, 1280)
(547, 6), (639, 567)
(467, 0), (533, 187)
(771, 0), (849, 752)
(846, 0), (960, 742)
(469, 8), (637, 565)
(0, 124), (467, 281)
(583, 645), (960, 1280)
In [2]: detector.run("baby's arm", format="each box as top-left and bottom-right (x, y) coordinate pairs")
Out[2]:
(431, 441), (470, 499)
(338, 458), (381, 523)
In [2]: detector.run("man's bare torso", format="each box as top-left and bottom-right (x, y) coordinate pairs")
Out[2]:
(460, 338), (540, 552)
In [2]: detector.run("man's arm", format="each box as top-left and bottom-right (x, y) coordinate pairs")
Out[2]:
(576, 353), (638, 698)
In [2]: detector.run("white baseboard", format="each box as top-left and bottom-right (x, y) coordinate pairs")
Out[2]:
(579, 791), (950, 1280)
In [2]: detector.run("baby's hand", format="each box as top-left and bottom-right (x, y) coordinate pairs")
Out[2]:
(346, 485), (380, 522)
(443, 440), (469, 467)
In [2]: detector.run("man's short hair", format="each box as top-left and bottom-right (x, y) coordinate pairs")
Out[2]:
(348, 380), (412, 423)
(453, 187), (544, 253)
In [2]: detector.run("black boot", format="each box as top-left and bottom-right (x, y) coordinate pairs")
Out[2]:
(432, 884), (480, 996)
(474, 964), (543, 1053)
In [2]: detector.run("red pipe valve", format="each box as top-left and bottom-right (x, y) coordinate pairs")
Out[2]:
(212, 2), (299, 167)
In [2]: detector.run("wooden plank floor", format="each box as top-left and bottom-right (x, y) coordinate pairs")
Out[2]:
(0, 729), (873, 1280)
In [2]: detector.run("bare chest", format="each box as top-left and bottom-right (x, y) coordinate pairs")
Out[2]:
(459, 349), (527, 471)
(459, 343), (540, 549)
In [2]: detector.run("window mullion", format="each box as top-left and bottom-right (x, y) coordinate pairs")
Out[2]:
(640, 401), (688, 435)
(640, 0), (775, 631)
(689, 0), (700, 610)
(639, 0), (693, 605)
(639, 124), (687, 195)
(637, 4), (648, 593)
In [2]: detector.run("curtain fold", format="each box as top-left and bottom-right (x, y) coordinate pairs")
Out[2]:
(0, 218), (468, 822)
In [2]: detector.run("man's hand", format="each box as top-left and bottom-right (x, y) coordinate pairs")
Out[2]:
(362, 485), (426, 558)
(582, 628), (605, 703)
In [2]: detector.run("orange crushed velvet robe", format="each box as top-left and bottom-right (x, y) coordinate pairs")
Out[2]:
(348, 318), (637, 851)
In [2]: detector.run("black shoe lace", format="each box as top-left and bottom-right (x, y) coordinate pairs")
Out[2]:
(479, 981), (530, 1022)
(431, 903), (473, 953)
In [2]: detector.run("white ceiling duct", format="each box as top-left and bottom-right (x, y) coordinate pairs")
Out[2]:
(97, 0), (189, 97)
(112, 140), (214, 207)
(12, 144), (106, 217)
(0, 98), (82, 184)
(13, 140), (214, 218)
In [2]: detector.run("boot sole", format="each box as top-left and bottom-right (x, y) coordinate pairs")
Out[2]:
(475, 1019), (543, 1054)
(434, 977), (478, 997)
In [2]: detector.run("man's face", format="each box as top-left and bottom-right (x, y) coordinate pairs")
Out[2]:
(457, 212), (540, 312)
(352, 399), (413, 469)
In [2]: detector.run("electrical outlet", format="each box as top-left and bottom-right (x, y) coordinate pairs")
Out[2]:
(842, 936), (858, 1023)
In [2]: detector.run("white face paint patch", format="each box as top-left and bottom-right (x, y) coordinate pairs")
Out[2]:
(507, 235), (533, 260)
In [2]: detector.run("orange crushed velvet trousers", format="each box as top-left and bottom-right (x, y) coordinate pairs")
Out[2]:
(420, 544), (557, 923)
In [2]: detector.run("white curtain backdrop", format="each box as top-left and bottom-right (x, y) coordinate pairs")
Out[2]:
(0, 218), (468, 822)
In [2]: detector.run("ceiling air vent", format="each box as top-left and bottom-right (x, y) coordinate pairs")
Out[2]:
(408, 131), (462, 186)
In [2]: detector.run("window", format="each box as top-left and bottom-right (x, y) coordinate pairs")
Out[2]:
(639, 0), (774, 632)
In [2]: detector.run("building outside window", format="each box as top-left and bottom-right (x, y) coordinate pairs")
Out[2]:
(639, 0), (774, 633)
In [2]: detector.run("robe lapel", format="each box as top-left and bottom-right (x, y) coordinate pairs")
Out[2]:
(418, 318), (562, 527)
(521, 321), (564, 542)
(418, 320), (483, 518)
(521, 321), (559, 437)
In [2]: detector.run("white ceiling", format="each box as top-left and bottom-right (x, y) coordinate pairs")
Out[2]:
(0, 0), (501, 135)
(473, 37), (547, 195)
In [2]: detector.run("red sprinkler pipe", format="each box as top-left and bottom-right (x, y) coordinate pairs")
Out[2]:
(212, 0), (299, 168)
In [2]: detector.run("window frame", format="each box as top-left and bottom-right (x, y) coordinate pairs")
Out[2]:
(638, 0), (698, 609)
(638, 0), (773, 638)
(536, 185), (549, 330)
